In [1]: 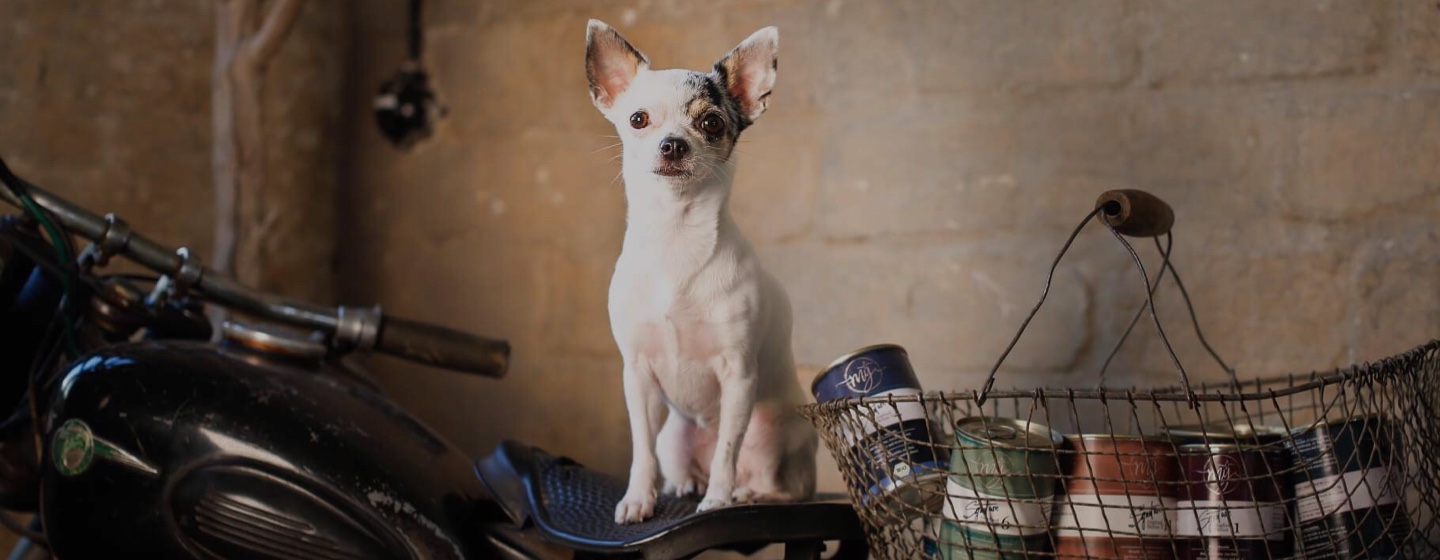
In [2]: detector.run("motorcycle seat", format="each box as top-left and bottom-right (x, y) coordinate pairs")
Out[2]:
(475, 440), (867, 560)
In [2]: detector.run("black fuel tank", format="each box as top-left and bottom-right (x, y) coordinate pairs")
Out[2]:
(41, 341), (497, 559)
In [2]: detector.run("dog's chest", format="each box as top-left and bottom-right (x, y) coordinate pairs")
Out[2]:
(628, 300), (737, 415)
(614, 270), (755, 418)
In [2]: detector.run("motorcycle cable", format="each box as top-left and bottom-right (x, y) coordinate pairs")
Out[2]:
(0, 297), (64, 550)
(0, 232), (73, 549)
(0, 156), (81, 360)
(0, 511), (42, 549)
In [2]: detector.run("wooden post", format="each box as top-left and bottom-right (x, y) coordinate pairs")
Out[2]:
(211, 0), (305, 298)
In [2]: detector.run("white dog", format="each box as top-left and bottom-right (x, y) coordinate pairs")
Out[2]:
(584, 20), (818, 524)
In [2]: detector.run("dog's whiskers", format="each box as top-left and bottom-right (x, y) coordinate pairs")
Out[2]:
(694, 155), (734, 182)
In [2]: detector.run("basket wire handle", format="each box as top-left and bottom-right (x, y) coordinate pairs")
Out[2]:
(1098, 233), (1239, 392)
(1104, 225), (1198, 405)
(1096, 233), (1176, 386)
(976, 190), (1201, 408)
(975, 205), (1105, 406)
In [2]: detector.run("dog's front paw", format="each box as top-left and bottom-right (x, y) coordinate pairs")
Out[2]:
(731, 486), (757, 504)
(695, 493), (732, 513)
(614, 490), (657, 524)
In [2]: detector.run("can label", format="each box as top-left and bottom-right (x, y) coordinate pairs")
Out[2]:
(1175, 443), (1292, 558)
(848, 408), (945, 491)
(813, 348), (913, 401)
(813, 345), (946, 507)
(1053, 494), (1175, 537)
(943, 418), (1063, 559)
(940, 520), (1050, 560)
(1175, 500), (1285, 538)
(1286, 415), (1410, 560)
(943, 478), (1052, 536)
(1293, 467), (1399, 522)
(838, 387), (927, 444)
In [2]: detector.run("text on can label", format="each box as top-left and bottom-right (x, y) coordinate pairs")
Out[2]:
(1053, 494), (1175, 537)
(943, 477), (1052, 536)
(843, 388), (925, 444)
(1293, 467), (1399, 523)
(838, 357), (884, 394)
(1175, 500), (1286, 539)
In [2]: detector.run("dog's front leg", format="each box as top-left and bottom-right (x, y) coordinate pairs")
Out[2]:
(615, 359), (664, 524)
(697, 353), (757, 512)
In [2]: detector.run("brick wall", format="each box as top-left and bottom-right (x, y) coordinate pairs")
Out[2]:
(343, 0), (1440, 495)
(0, 1), (1434, 555)
(0, 0), (347, 304)
(0, 0), (346, 551)
(5, 0), (1433, 507)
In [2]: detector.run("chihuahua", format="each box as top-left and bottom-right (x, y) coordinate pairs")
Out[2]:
(585, 20), (817, 524)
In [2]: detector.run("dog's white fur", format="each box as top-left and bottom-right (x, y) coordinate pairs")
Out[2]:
(585, 20), (817, 524)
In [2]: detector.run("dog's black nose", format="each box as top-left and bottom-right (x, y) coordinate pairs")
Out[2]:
(658, 137), (689, 161)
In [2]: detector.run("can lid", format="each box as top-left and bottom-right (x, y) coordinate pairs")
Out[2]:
(1288, 412), (1389, 435)
(1227, 423), (1288, 442)
(956, 417), (1063, 449)
(1068, 434), (1154, 442)
(1176, 442), (1280, 454)
(1163, 421), (1287, 442)
(1161, 424), (1213, 439)
(811, 343), (908, 393)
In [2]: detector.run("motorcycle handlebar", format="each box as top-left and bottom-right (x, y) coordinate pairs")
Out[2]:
(376, 315), (510, 379)
(0, 165), (509, 378)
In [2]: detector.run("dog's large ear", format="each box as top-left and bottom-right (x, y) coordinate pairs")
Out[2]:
(586, 20), (648, 111)
(715, 27), (778, 123)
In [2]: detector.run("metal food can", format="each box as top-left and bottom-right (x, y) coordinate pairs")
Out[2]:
(1053, 435), (1180, 559)
(812, 344), (947, 514)
(912, 516), (942, 559)
(1175, 443), (1291, 560)
(940, 417), (1064, 560)
(1286, 414), (1409, 560)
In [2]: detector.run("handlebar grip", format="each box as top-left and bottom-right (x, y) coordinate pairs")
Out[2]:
(375, 316), (510, 378)
(1095, 189), (1174, 237)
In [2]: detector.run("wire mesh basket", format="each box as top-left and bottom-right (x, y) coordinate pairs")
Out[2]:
(799, 191), (1440, 559)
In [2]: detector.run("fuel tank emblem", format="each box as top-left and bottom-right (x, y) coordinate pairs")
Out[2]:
(52, 419), (94, 477)
(52, 418), (159, 477)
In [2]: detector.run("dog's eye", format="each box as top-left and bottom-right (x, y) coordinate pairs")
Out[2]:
(699, 113), (725, 136)
(629, 111), (649, 129)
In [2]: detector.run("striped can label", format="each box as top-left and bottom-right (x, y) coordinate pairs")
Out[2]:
(812, 344), (946, 513)
(1175, 443), (1291, 560)
(1286, 414), (1409, 560)
(940, 519), (1051, 560)
(941, 417), (1063, 560)
(1053, 435), (1180, 559)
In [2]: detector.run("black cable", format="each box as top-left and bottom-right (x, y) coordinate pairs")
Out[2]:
(407, 0), (423, 61)
(1157, 236), (1236, 387)
(1095, 234), (1235, 392)
(0, 510), (44, 548)
(25, 300), (69, 470)
(101, 273), (161, 284)
(977, 206), (1105, 405)
(0, 156), (76, 259)
(1105, 226), (1198, 406)
(1096, 233), (1175, 386)
(0, 155), (81, 358)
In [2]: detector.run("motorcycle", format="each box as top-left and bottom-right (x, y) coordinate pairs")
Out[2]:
(0, 156), (865, 560)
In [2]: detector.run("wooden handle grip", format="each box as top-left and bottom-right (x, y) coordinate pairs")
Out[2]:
(1095, 189), (1174, 238)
